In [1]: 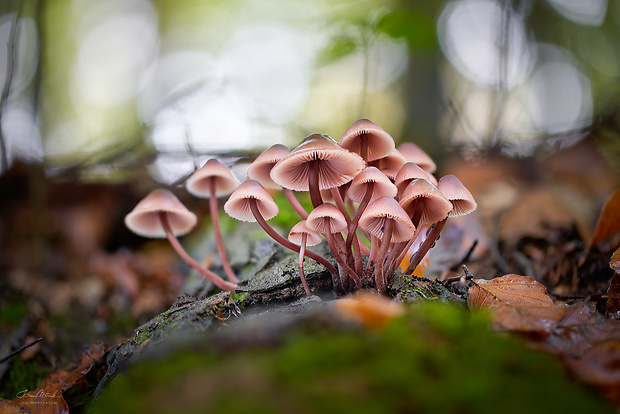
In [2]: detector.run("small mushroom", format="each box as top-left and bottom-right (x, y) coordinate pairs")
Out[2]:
(247, 144), (309, 219)
(288, 220), (322, 296)
(225, 180), (337, 277)
(397, 142), (436, 173)
(124, 189), (237, 291)
(186, 158), (240, 283)
(306, 203), (359, 291)
(339, 119), (395, 163)
(402, 175), (476, 275)
(346, 166), (397, 254)
(359, 197), (415, 293)
(270, 134), (365, 208)
(394, 162), (437, 198)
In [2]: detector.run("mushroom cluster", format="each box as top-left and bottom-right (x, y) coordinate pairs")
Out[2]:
(125, 119), (476, 296)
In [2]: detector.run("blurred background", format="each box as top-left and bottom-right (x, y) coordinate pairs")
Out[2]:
(1, 0), (620, 392)
(1, 0), (619, 182)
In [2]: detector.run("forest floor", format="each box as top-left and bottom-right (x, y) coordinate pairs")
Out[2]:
(0, 137), (619, 413)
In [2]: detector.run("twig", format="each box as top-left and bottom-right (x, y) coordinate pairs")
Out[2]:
(0, 337), (43, 365)
(449, 239), (478, 271)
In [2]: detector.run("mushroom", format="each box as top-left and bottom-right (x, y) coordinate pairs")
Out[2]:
(346, 166), (397, 256)
(124, 189), (237, 291)
(397, 142), (436, 173)
(394, 162), (437, 198)
(403, 175), (476, 275)
(306, 203), (359, 291)
(359, 197), (415, 293)
(288, 220), (322, 296)
(247, 144), (308, 219)
(186, 158), (240, 283)
(394, 178), (452, 275)
(270, 134), (365, 208)
(224, 180), (337, 278)
(338, 119), (395, 163)
(374, 148), (406, 170)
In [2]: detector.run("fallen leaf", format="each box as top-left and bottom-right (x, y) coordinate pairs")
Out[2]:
(586, 189), (620, 253)
(0, 342), (105, 414)
(334, 292), (405, 330)
(564, 341), (620, 406)
(467, 274), (565, 335)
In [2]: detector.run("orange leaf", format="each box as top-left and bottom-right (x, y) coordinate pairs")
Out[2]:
(587, 189), (620, 252)
(467, 274), (565, 334)
(334, 292), (405, 330)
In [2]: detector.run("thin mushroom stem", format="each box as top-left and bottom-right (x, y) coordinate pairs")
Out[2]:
(248, 199), (338, 277)
(209, 178), (239, 283)
(298, 233), (312, 296)
(374, 219), (394, 294)
(283, 188), (309, 219)
(159, 212), (237, 291)
(330, 187), (363, 275)
(404, 218), (447, 275)
(308, 159), (323, 208)
(346, 182), (374, 252)
(326, 230), (360, 290)
(360, 136), (368, 162)
(385, 222), (425, 277)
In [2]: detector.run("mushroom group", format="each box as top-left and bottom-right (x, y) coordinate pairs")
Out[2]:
(125, 119), (476, 296)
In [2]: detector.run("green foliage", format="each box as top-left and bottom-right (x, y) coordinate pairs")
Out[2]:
(90, 302), (611, 413)
(375, 10), (438, 50)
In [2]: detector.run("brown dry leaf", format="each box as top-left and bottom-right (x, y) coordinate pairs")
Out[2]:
(0, 342), (105, 414)
(586, 189), (620, 253)
(467, 274), (565, 334)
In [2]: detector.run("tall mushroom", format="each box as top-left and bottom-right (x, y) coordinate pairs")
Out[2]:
(270, 134), (365, 208)
(288, 220), (322, 296)
(186, 158), (240, 283)
(124, 189), (237, 291)
(224, 180), (338, 278)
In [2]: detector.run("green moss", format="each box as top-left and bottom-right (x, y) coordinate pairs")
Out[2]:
(0, 300), (27, 330)
(90, 302), (612, 414)
(0, 356), (51, 399)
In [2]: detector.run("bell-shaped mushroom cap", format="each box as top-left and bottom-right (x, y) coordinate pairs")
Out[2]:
(125, 189), (197, 238)
(247, 144), (290, 190)
(306, 203), (348, 234)
(377, 148), (407, 170)
(224, 180), (279, 222)
(271, 134), (365, 191)
(359, 197), (415, 243)
(397, 142), (436, 173)
(339, 119), (396, 162)
(437, 175), (477, 217)
(347, 166), (397, 203)
(399, 178), (453, 224)
(288, 220), (323, 246)
(186, 158), (240, 198)
(395, 162), (437, 195)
